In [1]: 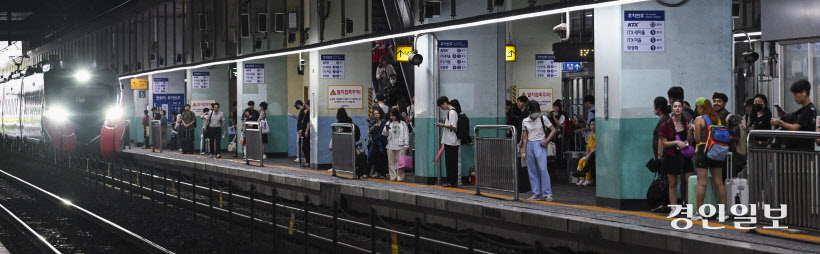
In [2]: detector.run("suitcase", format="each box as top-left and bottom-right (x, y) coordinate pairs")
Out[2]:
(565, 152), (585, 184)
(724, 152), (749, 215)
(181, 129), (195, 154)
(688, 174), (720, 215)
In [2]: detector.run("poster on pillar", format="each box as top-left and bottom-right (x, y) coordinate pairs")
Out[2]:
(535, 54), (560, 78)
(518, 88), (553, 112)
(153, 94), (185, 121)
(624, 11), (665, 52)
(244, 64), (265, 83)
(321, 55), (345, 79)
(438, 40), (468, 71)
(191, 99), (216, 115)
(192, 72), (210, 89)
(328, 85), (363, 109)
(153, 78), (169, 93)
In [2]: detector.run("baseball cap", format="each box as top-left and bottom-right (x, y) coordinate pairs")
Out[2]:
(695, 97), (707, 107)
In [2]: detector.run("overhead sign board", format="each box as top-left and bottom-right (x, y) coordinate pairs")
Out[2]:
(153, 78), (169, 93)
(561, 62), (582, 71)
(130, 79), (148, 90)
(535, 54), (560, 78)
(624, 10), (665, 52)
(244, 64), (265, 83)
(395, 46), (413, 62)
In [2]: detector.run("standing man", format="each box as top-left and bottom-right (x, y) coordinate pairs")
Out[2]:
(241, 101), (259, 159)
(434, 96), (460, 188)
(205, 103), (226, 158)
(377, 94), (389, 117)
(289, 100), (305, 163)
(160, 110), (168, 149)
(299, 100), (311, 167)
(712, 92), (742, 178)
(771, 79), (817, 151)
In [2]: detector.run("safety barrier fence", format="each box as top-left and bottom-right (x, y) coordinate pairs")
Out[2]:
(0, 137), (560, 254)
(748, 130), (820, 231)
(244, 121), (264, 166)
(330, 123), (357, 178)
(474, 125), (519, 201)
(151, 120), (163, 153)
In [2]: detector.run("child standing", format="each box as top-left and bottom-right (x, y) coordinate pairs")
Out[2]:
(384, 108), (410, 181)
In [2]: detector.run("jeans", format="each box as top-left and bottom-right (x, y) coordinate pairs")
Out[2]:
(444, 145), (460, 186)
(206, 127), (222, 155)
(526, 140), (552, 197)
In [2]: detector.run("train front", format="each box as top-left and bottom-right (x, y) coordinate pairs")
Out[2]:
(43, 68), (121, 155)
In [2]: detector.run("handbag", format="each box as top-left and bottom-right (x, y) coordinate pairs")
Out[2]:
(260, 120), (270, 134)
(228, 137), (237, 152)
(676, 135), (694, 158)
(646, 172), (669, 208)
(645, 157), (661, 173)
(398, 150), (413, 169)
(547, 141), (556, 157)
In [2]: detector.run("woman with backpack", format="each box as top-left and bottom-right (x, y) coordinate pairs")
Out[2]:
(693, 98), (728, 220)
(521, 101), (558, 201)
(658, 100), (693, 214)
(384, 108), (410, 182)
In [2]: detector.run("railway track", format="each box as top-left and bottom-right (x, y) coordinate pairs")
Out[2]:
(0, 169), (173, 254)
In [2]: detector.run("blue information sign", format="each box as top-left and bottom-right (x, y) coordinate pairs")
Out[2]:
(153, 93), (185, 122)
(561, 62), (582, 71)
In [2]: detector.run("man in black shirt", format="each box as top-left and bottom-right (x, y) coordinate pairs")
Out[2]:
(299, 100), (311, 167)
(771, 79), (817, 151)
(289, 100), (305, 162)
(652, 97), (671, 158)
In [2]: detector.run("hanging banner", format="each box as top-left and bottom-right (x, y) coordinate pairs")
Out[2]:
(153, 78), (169, 93)
(191, 99), (216, 115)
(535, 54), (560, 78)
(321, 55), (345, 79)
(244, 63), (265, 83)
(438, 40), (468, 71)
(518, 88), (553, 112)
(624, 11), (665, 52)
(130, 79), (148, 90)
(192, 72), (210, 89)
(328, 85), (363, 109)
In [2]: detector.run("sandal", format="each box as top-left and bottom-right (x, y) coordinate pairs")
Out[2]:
(650, 205), (670, 213)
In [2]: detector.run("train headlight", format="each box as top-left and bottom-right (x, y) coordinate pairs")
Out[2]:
(45, 107), (69, 123)
(75, 70), (91, 82)
(106, 107), (124, 120)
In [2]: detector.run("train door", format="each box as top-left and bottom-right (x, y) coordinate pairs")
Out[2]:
(562, 76), (594, 151)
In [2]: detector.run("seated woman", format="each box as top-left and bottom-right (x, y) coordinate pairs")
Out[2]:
(572, 119), (595, 186)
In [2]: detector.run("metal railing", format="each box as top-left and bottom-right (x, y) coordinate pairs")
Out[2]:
(473, 125), (519, 201)
(151, 120), (162, 153)
(244, 122), (264, 166)
(330, 123), (357, 178)
(747, 130), (820, 230)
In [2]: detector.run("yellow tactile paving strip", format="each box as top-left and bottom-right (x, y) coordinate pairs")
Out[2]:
(141, 149), (820, 244)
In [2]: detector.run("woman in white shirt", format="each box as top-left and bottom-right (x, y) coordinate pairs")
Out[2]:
(521, 101), (558, 201)
(375, 56), (395, 94)
(383, 108), (410, 181)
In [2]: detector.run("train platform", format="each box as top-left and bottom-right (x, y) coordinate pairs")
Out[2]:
(121, 148), (820, 253)
(0, 241), (8, 254)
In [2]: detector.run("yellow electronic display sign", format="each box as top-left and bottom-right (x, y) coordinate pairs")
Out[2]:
(505, 45), (516, 62)
(130, 79), (148, 90)
(395, 46), (413, 62)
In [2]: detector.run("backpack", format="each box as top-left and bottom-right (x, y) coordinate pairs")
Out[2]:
(703, 115), (730, 161)
(454, 110), (472, 145)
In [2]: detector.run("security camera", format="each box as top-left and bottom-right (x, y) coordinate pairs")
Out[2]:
(299, 59), (306, 66)
(553, 23), (568, 41)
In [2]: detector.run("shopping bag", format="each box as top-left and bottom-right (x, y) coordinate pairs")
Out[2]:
(398, 150), (413, 169)
(228, 137), (237, 152)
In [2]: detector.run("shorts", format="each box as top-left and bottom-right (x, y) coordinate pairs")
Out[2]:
(695, 144), (723, 169)
(661, 154), (693, 175)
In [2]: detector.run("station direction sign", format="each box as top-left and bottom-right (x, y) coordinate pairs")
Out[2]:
(130, 79), (148, 90)
(321, 55), (345, 79)
(438, 40), (468, 71)
(153, 78), (169, 93)
(535, 54), (559, 78)
(244, 64), (265, 84)
(624, 10), (665, 52)
(395, 46), (413, 62)
(505, 45), (516, 62)
(192, 72), (210, 89)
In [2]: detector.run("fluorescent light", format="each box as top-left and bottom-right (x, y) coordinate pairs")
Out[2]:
(120, 0), (648, 80)
(734, 31), (761, 37)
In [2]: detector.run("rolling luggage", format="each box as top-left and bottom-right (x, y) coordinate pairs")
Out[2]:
(565, 152), (585, 184)
(724, 152), (749, 215)
(181, 129), (195, 154)
(688, 174), (720, 215)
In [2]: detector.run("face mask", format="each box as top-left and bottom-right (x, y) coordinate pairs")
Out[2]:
(530, 113), (541, 119)
(752, 104), (763, 112)
(390, 79), (396, 84)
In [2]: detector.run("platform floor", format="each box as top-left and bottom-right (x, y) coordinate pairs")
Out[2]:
(124, 148), (820, 253)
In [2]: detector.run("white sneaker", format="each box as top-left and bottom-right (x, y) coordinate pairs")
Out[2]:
(263, 155), (267, 159)
(527, 195), (540, 201)
(691, 212), (703, 221)
(582, 180), (594, 186)
(200, 152), (206, 155)
(545, 196), (553, 202)
(294, 158), (300, 162)
(576, 180), (586, 186)
(217, 154), (221, 159)
(328, 168), (334, 172)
